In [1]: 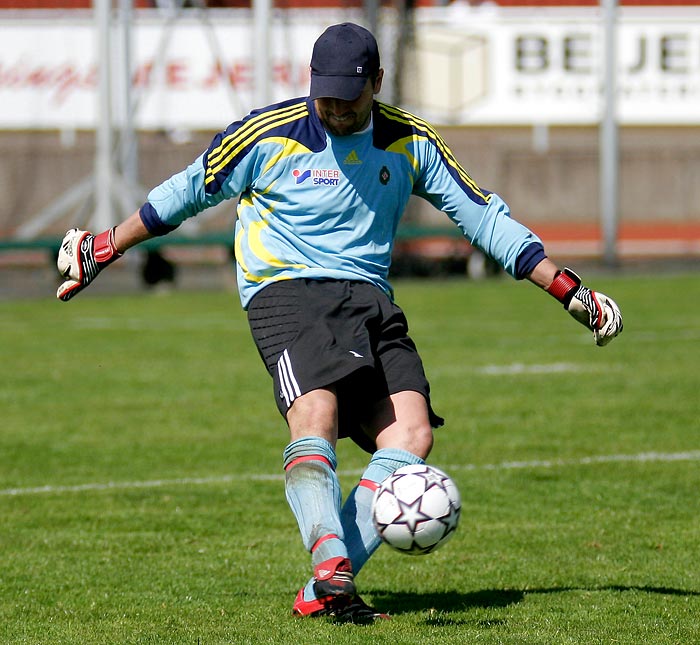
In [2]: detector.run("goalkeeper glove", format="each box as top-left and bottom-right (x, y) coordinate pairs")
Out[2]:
(547, 268), (623, 346)
(56, 227), (122, 302)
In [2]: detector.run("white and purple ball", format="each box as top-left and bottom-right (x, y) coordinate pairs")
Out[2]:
(372, 464), (461, 555)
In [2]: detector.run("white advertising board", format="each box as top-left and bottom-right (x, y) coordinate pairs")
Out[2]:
(0, 12), (327, 130)
(0, 5), (698, 129)
(408, 5), (700, 125)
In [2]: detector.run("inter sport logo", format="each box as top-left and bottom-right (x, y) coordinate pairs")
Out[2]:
(293, 168), (340, 186)
(293, 169), (311, 184)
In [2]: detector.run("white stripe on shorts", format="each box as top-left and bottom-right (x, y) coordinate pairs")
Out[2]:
(277, 349), (302, 407)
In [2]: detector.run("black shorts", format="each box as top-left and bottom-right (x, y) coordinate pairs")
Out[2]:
(247, 279), (443, 451)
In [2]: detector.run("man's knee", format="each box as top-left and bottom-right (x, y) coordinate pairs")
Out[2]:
(287, 386), (339, 443)
(369, 391), (435, 459)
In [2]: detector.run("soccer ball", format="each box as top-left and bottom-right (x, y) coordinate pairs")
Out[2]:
(371, 464), (461, 555)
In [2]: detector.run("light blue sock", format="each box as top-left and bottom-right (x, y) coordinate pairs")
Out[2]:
(341, 448), (425, 576)
(283, 437), (348, 581)
(298, 446), (425, 601)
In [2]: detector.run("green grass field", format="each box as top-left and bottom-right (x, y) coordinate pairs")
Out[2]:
(2, 272), (699, 644)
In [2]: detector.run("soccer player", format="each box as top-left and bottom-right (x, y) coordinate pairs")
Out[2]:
(56, 22), (623, 622)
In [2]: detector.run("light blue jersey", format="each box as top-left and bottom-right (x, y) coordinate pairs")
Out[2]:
(140, 97), (544, 308)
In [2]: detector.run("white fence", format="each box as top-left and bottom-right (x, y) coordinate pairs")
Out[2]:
(0, 4), (699, 129)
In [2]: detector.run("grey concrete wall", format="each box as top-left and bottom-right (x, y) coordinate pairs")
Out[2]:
(1, 125), (699, 238)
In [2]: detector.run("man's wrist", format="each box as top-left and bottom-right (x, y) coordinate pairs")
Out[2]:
(546, 270), (579, 304)
(93, 228), (122, 264)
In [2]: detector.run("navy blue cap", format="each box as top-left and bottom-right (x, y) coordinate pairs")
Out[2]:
(309, 23), (380, 101)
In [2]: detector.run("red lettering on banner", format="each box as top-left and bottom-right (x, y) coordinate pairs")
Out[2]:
(202, 61), (223, 87)
(227, 62), (252, 87)
(53, 65), (88, 103)
(0, 54), (311, 109)
(26, 67), (52, 87)
(132, 62), (153, 88)
(0, 61), (96, 105)
(273, 62), (290, 85)
(166, 61), (187, 88)
(202, 60), (253, 89)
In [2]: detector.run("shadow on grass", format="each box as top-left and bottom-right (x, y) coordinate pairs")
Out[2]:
(370, 588), (523, 616)
(369, 585), (700, 623)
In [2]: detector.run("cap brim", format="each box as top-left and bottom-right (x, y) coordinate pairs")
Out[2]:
(309, 74), (368, 101)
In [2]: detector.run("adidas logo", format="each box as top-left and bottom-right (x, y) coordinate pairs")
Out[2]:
(343, 150), (362, 165)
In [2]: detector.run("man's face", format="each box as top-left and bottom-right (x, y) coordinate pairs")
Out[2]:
(314, 71), (384, 137)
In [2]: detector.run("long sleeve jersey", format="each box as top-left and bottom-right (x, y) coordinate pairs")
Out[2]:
(140, 97), (545, 309)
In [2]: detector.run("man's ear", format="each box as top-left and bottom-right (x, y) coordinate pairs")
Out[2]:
(373, 69), (384, 94)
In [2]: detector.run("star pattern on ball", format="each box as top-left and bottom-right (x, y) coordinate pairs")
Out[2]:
(396, 496), (432, 533)
(439, 501), (461, 536)
(422, 469), (448, 489)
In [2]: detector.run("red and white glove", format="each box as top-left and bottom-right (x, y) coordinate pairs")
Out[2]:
(56, 228), (122, 301)
(547, 268), (623, 346)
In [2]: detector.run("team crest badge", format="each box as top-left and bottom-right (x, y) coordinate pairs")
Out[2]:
(379, 166), (390, 185)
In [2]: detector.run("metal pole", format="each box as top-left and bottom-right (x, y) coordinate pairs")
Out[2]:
(253, 0), (271, 108)
(365, 0), (379, 35)
(600, 0), (619, 266)
(394, 0), (415, 106)
(119, 0), (138, 198)
(94, 0), (114, 231)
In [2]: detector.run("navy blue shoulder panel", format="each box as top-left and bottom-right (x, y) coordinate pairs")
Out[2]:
(372, 101), (491, 206)
(203, 97), (327, 195)
(371, 101), (417, 151)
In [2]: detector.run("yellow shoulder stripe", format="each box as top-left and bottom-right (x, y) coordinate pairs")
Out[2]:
(258, 137), (314, 175)
(205, 102), (309, 186)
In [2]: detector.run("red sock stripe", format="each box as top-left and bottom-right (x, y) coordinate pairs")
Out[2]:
(359, 478), (379, 492)
(311, 533), (340, 553)
(284, 454), (333, 472)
